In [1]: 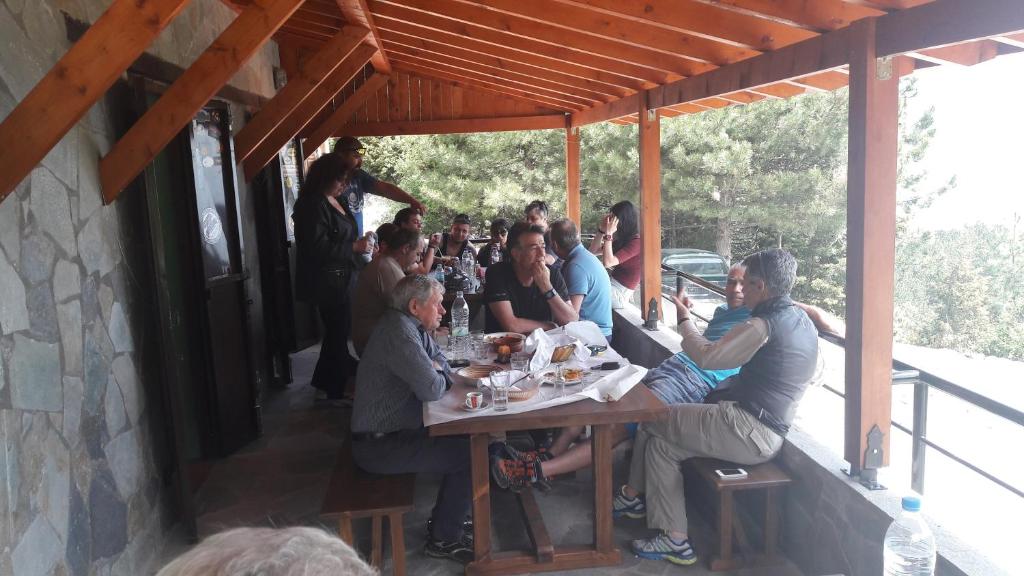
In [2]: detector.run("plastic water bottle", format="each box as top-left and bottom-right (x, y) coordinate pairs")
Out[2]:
(432, 262), (445, 285)
(883, 496), (936, 576)
(489, 246), (502, 265)
(451, 291), (470, 360)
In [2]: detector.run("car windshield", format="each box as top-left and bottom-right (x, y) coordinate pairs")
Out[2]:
(665, 258), (727, 275)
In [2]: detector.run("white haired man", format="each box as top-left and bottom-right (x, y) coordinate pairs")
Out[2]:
(351, 274), (472, 564)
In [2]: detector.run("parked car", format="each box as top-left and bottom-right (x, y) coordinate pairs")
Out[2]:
(661, 248), (730, 298)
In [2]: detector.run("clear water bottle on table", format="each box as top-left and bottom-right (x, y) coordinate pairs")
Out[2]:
(451, 291), (470, 361)
(883, 495), (936, 576)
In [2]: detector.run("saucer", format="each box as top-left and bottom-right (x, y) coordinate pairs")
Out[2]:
(461, 398), (491, 412)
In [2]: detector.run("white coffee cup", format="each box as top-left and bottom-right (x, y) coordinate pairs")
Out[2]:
(465, 392), (484, 410)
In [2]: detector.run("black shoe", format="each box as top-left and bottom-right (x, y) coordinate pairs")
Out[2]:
(426, 517), (473, 537)
(424, 536), (474, 564)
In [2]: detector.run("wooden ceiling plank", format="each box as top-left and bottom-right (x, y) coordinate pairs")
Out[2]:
(372, 0), (695, 80)
(692, 96), (734, 109)
(383, 42), (613, 103)
(718, 90), (767, 104)
(278, 25), (335, 42)
(563, 0), (816, 51)
(303, 73), (389, 153)
(343, 114), (566, 136)
(336, 0), (392, 72)
(751, 82), (807, 98)
(375, 16), (640, 93)
(793, 69), (850, 90)
(388, 54), (598, 108)
(695, 0), (882, 32)
(469, 0), (760, 66)
(378, 29), (629, 98)
(369, 1), (665, 86)
(235, 25), (370, 162)
(280, 18), (341, 38)
(390, 62), (577, 112)
(101, 0), (306, 201)
(909, 39), (1000, 66)
(244, 43), (378, 180)
(0, 0), (191, 202)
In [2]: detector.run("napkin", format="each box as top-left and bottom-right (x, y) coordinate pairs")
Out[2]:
(524, 327), (589, 371)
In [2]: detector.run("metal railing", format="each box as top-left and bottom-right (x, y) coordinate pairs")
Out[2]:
(659, 265), (1024, 499)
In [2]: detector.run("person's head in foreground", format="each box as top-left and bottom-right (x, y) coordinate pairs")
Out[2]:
(155, 526), (376, 576)
(739, 248), (797, 309)
(392, 274), (445, 331)
(508, 221), (547, 270)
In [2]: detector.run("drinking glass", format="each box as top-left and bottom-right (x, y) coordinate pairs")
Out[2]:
(471, 330), (487, 360)
(511, 351), (530, 374)
(491, 370), (510, 412)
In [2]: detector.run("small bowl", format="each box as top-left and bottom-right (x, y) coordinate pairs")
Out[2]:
(484, 332), (525, 353)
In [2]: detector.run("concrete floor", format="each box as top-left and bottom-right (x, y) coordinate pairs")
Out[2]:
(175, 346), (804, 576)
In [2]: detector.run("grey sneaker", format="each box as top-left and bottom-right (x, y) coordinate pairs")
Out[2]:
(612, 485), (646, 519)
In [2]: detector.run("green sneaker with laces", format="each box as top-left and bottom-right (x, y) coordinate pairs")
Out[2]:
(631, 532), (697, 565)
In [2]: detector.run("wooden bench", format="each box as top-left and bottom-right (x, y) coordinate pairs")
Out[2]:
(320, 445), (416, 576)
(686, 457), (792, 571)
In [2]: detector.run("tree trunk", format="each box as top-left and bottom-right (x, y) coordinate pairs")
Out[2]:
(715, 218), (732, 262)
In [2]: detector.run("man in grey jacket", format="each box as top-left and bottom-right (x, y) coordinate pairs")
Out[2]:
(351, 274), (472, 564)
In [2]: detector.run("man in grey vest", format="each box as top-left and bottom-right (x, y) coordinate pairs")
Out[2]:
(613, 249), (818, 566)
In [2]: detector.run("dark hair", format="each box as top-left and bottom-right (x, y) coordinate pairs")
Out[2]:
(393, 206), (422, 226)
(334, 135), (362, 153)
(299, 153), (354, 197)
(375, 222), (399, 248)
(525, 200), (549, 218)
(387, 227), (420, 251)
(489, 218), (509, 236)
(452, 213), (471, 226)
(609, 200), (639, 252)
(548, 219), (580, 251)
(508, 221), (545, 251)
(741, 248), (797, 297)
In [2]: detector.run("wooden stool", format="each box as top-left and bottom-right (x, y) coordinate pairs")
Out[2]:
(321, 447), (415, 576)
(687, 457), (792, 571)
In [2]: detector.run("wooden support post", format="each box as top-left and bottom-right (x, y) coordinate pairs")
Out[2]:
(638, 93), (662, 322)
(242, 43), (377, 180)
(0, 0), (190, 202)
(99, 0), (305, 202)
(233, 25), (370, 163)
(565, 122), (581, 226)
(844, 17), (897, 475)
(302, 73), (389, 158)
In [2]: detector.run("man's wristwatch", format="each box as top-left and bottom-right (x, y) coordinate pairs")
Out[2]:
(603, 234), (613, 241)
(543, 288), (557, 300)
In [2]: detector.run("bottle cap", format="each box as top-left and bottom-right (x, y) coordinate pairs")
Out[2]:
(901, 495), (921, 512)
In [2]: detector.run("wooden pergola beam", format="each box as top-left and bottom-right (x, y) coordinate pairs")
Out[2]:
(100, 0), (305, 202)
(336, 0), (392, 73)
(565, 123), (581, 226)
(638, 94), (662, 323)
(570, 94), (640, 128)
(704, 0), (882, 32)
(341, 114), (566, 136)
(302, 73), (389, 157)
(909, 40), (1000, 66)
(234, 25), (370, 163)
(243, 43), (378, 180)
(0, 0), (191, 203)
(876, 0), (1024, 58)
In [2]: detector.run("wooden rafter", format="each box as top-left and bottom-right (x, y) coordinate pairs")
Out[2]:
(336, 0), (392, 72)
(243, 43), (378, 180)
(303, 73), (389, 154)
(875, 0), (1024, 58)
(100, 0), (305, 202)
(234, 25), (371, 162)
(342, 114), (566, 136)
(701, 0), (882, 32)
(569, 93), (640, 127)
(368, 0), (668, 85)
(909, 40), (1000, 66)
(390, 62), (578, 112)
(0, 0), (191, 202)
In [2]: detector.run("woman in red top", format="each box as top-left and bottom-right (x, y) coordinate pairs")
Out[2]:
(589, 200), (641, 309)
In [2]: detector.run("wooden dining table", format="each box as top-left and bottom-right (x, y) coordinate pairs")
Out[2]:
(428, 380), (667, 575)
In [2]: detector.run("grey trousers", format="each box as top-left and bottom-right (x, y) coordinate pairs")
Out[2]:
(627, 401), (783, 534)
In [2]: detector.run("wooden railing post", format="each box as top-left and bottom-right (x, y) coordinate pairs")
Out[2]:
(565, 121), (581, 226)
(845, 17), (897, 480)
(638, 93), (662, 322)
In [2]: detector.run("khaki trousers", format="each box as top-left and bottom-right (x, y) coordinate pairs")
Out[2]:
(628, 401), (783, 534)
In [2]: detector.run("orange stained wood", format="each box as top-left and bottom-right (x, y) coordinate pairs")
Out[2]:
(100, 0), (306, 202)
(372, 0), (694, 81)
(845, 16), (898, 472)
(336, 0), (392, 72)
(569, 93), (640, 127)
(704, 0), (882, 32)
(233, 25), (371, 162)
(0, 0), (191, 202)
(374, 19), (641, 94)
(793, 70), (851, 90)
(368, 0), (668, 86)
(718, 91), (767, 104)
(467, 0), (762, 66)
(638, 95), (662, 323)
(751, 82), (808, 98)
(243, 43), (378, 181)
(910, 40), (1000, 66)
(378, 30), (628, 99)
(565, 125), (581, 226)
(343, 115), (565, 136)
(383, 45), (610, 105)
(389, 61), (581, 112)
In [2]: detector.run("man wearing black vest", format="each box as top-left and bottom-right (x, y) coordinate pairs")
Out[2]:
(613, 249), (818, 566)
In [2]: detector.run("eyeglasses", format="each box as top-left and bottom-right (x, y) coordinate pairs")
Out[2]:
(342, 147), (366, 156)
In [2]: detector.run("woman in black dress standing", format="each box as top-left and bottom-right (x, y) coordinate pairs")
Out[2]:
(292, 153), (370, 401)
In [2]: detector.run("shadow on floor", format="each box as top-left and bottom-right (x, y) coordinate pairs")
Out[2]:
(173, 345), (803, 576)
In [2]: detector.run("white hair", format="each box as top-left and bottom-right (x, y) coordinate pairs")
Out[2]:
(155, 527), (377, 576)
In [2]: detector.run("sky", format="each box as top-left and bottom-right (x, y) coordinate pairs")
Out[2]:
(903, 51), (1024, 231)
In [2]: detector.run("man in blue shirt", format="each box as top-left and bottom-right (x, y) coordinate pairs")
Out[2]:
(548, 219), (613, 340)
(334, 136), (426, 234)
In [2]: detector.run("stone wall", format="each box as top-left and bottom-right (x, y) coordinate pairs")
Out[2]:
(0, 1), (278, 574)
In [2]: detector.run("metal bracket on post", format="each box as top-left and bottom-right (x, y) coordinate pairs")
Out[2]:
(846, 424), (887, 490)
(876, 56), (894, 81)
(643, 298), (659, 331)
(647, 109), (656, 122)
